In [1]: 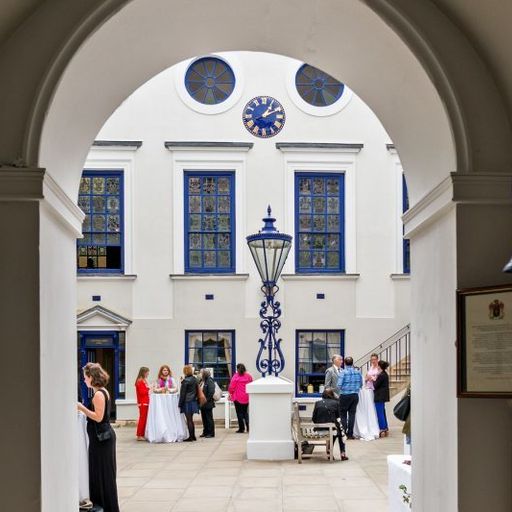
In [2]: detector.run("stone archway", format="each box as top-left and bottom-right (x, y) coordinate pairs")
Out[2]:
(2, 1), (512, 511)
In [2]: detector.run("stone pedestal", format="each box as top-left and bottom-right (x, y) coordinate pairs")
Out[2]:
(246, 376), (294, 460)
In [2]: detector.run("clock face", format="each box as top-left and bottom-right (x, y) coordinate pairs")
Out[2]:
(242, 96), (286, 138)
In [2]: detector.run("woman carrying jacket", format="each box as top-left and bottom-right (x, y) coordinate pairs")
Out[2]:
(228, 363), (253, 433)
(179, 365), (199, 441)
(374, 360), (390, 437)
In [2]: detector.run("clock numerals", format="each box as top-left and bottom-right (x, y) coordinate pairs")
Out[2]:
(243, 96), (286, 138)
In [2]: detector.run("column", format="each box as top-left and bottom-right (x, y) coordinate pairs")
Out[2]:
(0, 167), (84, 511)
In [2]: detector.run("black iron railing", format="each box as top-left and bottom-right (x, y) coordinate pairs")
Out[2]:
(354, 324), (411, 382)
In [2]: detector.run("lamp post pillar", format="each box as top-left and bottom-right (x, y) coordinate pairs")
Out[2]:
(246, 207), (294, 460)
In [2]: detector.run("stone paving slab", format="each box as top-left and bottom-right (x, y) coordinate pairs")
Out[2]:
(116, 425), (404, 511)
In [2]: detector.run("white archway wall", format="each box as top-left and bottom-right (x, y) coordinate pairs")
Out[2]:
(39, 0), (456, 205)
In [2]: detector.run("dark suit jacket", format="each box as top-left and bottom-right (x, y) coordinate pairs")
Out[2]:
(374, 371), (390, 402)
(200, 376), (216, 410)
(312, 397), (341, 424)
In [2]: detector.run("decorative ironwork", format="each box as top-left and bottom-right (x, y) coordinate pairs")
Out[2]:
(256, 285), (286, 377)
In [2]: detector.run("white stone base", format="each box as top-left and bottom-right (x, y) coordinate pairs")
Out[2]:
(246, 375), (294, 460)
(246, 439), (295, 460)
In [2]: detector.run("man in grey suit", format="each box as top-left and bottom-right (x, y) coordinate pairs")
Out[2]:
(325, 354), (343, 398)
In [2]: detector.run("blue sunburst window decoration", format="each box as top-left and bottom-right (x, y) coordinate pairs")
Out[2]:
(295, 64), (344, 107)
(185, 57), (236, 105)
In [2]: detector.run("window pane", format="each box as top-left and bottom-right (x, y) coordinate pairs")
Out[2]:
(77, 171), (123, 272)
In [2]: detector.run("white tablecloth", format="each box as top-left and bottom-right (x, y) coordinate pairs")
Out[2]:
(146, 393), (188, 443)
(388, 454), (412, 511)
(77, 412), (89, 502)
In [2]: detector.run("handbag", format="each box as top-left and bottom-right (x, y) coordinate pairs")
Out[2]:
(197, 383), (207, 406)
(213, 381), (223, 401)
(393, 389), (411, 421)
(95, 421), (112, 442)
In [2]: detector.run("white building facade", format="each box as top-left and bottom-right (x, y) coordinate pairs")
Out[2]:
(76, 52), (410, 420)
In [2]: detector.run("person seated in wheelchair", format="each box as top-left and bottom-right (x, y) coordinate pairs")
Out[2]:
(312, 387), (348, 461)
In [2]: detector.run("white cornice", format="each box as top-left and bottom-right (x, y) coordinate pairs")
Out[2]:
(404, 173), (512, 238)
(43, 172), (84, 237)
(0, 167), (44, 200)
(77, 304), (132, 327)
(276, 142), (363, 153)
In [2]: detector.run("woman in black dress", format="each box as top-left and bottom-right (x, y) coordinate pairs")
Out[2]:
(374, 360), (391, 437)
(77, 362), (120, 512)
(179, 365), (199, 441)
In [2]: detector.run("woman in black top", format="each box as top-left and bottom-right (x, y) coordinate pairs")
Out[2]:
(199, 368), (216, 438)
(77, 362), (120, 512)
(374, 360), (390, 437)
(179, 365), (199, 441)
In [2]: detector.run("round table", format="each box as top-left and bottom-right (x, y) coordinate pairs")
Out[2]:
(145, 393), (188, 443)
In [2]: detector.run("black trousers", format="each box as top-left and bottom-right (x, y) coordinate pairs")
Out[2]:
(234, 401), (249, 432)
(200, 407), (215, 437)
(339, 393), (359, 437)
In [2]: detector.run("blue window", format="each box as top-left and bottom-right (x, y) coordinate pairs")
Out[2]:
(77, 170), (123, 273)
(77, 331), (126, 420)
(295, 173), (345, 272)
(185, 57), (235, 105)
(185, 330), (236, 391)
(296, 330), (345, 397)
(295, 64), (345, 107)
(402, 174), (410, 274)
(184, 171), (235, 273)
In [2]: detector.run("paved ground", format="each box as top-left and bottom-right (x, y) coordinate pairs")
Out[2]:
(116, 423), (404, 512)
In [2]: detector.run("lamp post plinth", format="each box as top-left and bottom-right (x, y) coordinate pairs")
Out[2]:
(246, 376), (295, 460)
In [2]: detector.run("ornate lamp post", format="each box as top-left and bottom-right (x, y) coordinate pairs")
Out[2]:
(246, 206), (292, 377)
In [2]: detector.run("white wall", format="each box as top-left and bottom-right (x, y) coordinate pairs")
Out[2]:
(77, 52), (410, 418)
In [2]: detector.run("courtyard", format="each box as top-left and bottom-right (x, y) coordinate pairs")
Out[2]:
(116, 424), (402, 512)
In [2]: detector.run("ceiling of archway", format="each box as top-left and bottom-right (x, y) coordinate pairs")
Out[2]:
(0, 0), (44, 47)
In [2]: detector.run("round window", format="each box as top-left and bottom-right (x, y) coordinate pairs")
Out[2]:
(295, 64), (344, 107)
(184, 57), (236, 105)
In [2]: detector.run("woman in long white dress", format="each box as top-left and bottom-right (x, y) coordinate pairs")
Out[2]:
(354, 354), (380, 440)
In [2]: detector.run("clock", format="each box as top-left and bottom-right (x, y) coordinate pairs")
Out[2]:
(242, 96), (286, 138)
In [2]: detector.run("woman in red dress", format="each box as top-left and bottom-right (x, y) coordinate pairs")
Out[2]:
(135, 366), (150, 440)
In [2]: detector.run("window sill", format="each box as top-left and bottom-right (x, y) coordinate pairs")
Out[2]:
(294, 396), (321, 402)
(170, 273), (249, 281)
(390, 273), (411, 280)
(77, 274), (137, 281)
(281, 273), (360, 281)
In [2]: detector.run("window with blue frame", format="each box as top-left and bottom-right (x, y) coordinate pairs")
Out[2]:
(184, 57), (235, 105)
(402, 174), (410, 274)
(295, 173), (345, 272)
(77, 170), (123, 273)
(184, 171), (235, 273)
(295, 64), (345, 107)
(296, 330), (345, 396)
(185, 330), (235, 391)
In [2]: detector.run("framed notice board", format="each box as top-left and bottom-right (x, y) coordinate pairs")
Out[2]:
(457, 284), (512, 398)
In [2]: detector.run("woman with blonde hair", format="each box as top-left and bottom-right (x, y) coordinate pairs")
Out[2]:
(77, 362), (120, 512)
(178, 365), (199, 441)
(135, 366), (150, 441)
(154, 364), (177, 393)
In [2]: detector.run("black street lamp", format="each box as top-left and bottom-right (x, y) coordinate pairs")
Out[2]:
(246, 206), (292, 377)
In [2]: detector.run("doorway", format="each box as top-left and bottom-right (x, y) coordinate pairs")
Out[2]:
(78, 331), (126, 420)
